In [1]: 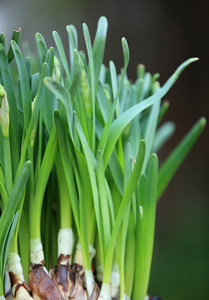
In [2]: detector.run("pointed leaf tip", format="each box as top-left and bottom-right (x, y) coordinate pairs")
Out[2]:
(122, 37), (130, 68)
(191, 57), (199, 62)
(200, 117), (206, 127)
(98, 16), (108, 26)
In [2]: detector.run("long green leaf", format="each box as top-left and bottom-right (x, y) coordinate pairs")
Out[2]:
(73, 157), (91, 270)
(133, 154), (158, 300)
(83, 22), (96, 153)
(103, 140), (145, 284)
(75, 113), (105, 262)
(35, 33), (48, 71)
(66, 24), (78, 74)
(92, 16), (108, 90)
(157, 117), (206, 199)
(119, 143), (133, 299)
(124, 210), (135, 297)
(11, 40), (31, 129)
(109, 61), (120, 117)
(54, 111), (80, 233)
(53, 30), (71, 83)
(132, 173), (146, 300)
(143, 154), (158, 280)
(97, 150), (111, 257)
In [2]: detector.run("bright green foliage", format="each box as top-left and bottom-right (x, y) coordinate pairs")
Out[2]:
(0, 161), (31, 295)
(0, 16), (206, 299)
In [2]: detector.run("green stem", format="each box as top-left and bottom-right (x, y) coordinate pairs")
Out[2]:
(0, 276), (4, 296)
(3, 136), (13, 195)
(9, 192), (25, 254)
(103, 140), (145, 284)
(124, 210), (135, 297)
(55, 156), (72, 229)
(30, 126), (58, 239)
(8, 231), (18, 254)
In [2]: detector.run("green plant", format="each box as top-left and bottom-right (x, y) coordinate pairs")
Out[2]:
(0, 17), (206, 300)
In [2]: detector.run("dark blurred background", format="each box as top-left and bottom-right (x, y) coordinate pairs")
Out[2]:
(0, 0), (208, 299)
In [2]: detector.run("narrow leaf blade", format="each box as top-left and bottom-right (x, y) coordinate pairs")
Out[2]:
(158, 117), (206, 199)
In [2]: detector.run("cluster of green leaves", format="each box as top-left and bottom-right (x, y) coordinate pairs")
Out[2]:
(0, 27), (58, 283)
(0, 17), (206, 300)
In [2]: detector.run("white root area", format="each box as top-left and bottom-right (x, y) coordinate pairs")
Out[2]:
(74, 242), (96, 266)
(110, 269), (120, 299)
(7, 253), (24, 294)
(0, 296), (6, 300)
(30, 238), (44, 265)
(85, 269), (95, 296)
(6, 253), (33, 300)
(73, 242), (83, 265)
(58, 228), (74, 264)
(98, 283), (111, 300)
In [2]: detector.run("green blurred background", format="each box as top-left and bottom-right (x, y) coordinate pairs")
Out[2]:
(0, 0), (208, 299)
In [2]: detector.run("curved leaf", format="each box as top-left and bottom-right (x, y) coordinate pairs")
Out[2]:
(158, 117), (206, 199)
(103, 58), (198, 169)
